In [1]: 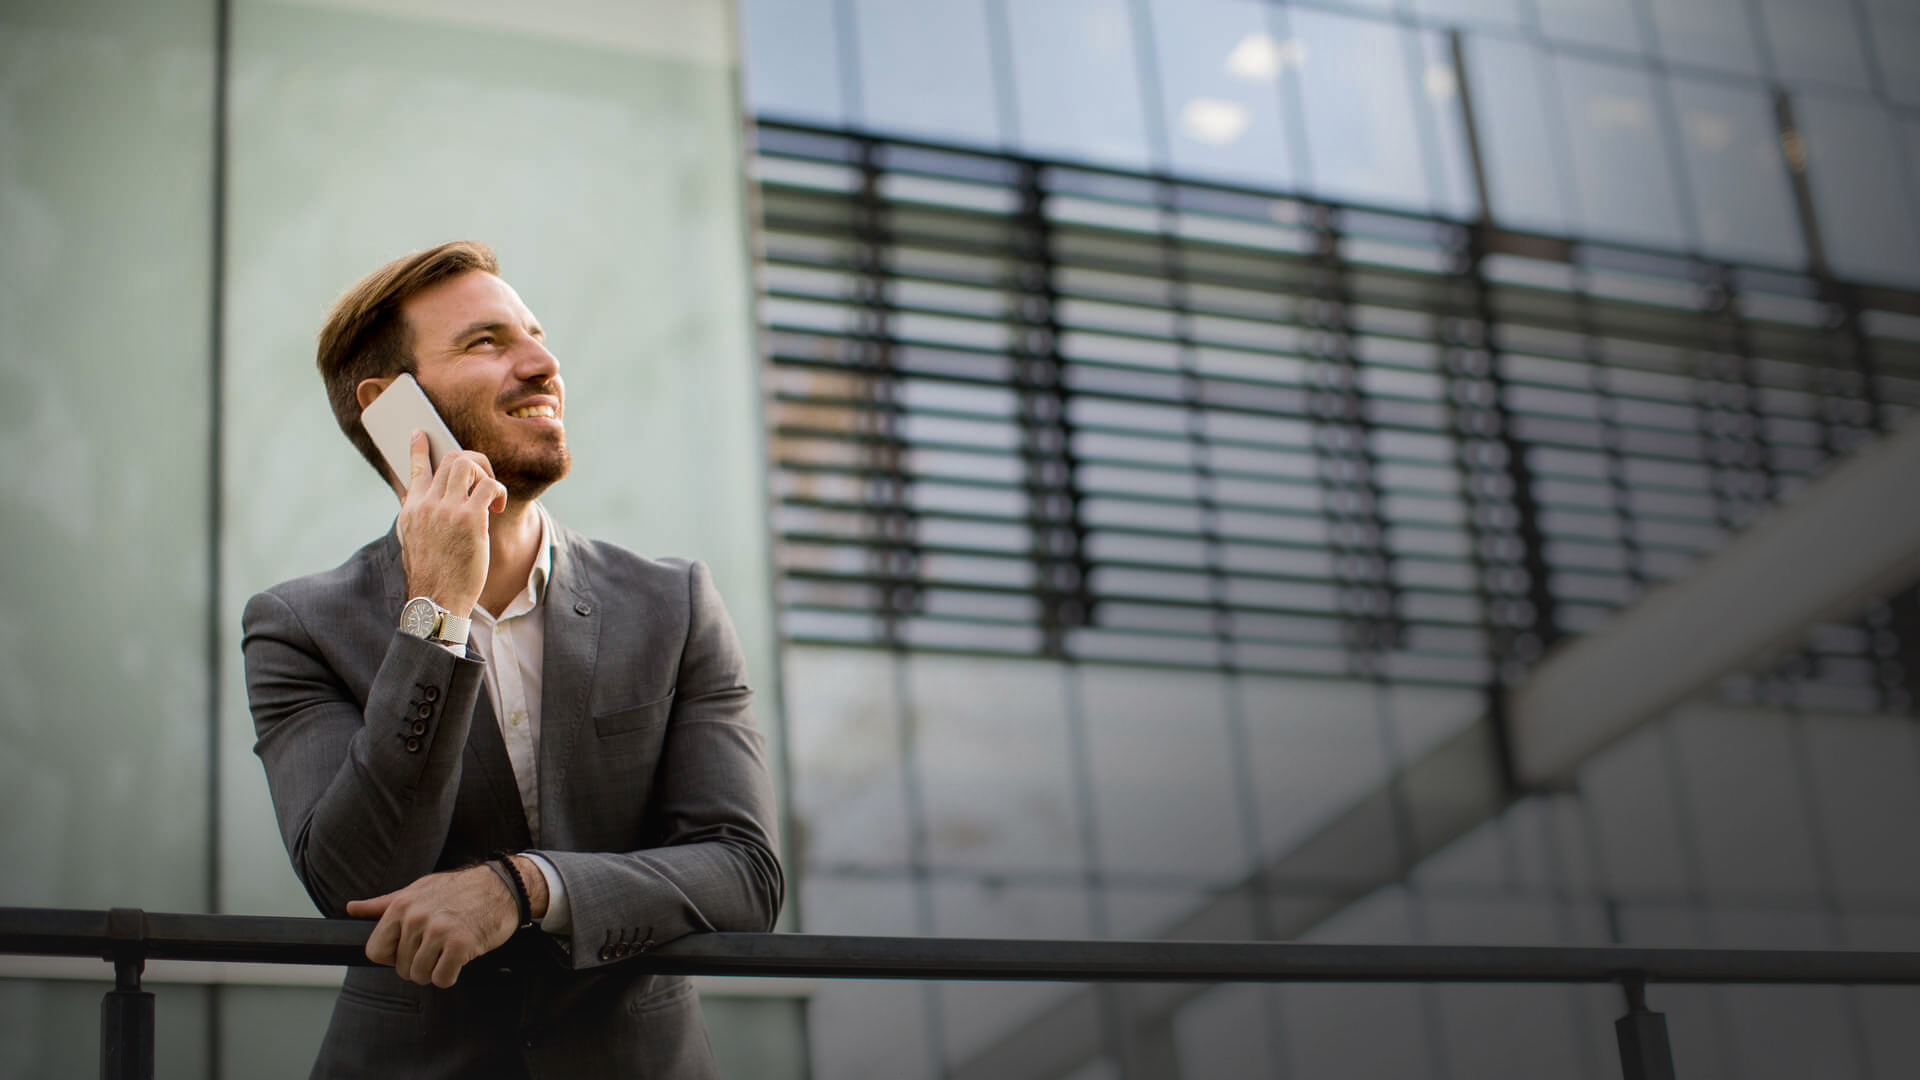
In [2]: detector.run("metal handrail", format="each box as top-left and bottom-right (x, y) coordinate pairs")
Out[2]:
(9, 905), (1920, 1079)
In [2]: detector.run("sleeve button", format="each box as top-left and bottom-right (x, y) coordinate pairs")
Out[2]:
(423, 686), (440, 702)
(410, 720), (427, 736)
(404, 737), (421, 753)
(598, 946), (614, 962)
(415, 704), (433, 719)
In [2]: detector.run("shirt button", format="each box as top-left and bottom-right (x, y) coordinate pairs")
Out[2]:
(510, 710), (525, 727)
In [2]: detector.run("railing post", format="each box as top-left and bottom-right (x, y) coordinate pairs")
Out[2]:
(1614, 977), (1676, 1080)
(101, 908), (154, 1080)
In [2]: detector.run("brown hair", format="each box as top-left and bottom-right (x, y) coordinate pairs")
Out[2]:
(315, 240), (500, 482)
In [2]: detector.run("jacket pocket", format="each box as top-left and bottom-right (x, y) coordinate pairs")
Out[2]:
(593, 688), (675, 737)
(337, 981), (421, 1014)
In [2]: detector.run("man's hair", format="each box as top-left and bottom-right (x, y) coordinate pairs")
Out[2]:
(316, 240), (500, 483)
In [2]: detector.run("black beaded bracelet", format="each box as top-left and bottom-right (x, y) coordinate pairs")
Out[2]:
(486, 853), (536, 930)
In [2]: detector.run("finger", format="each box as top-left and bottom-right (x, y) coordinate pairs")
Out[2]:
(344, 894), (392, 919)
(406, 431), (432, 498)
(407, 932), (445, 986)
(363, 908), (402, 966)
(431, 941), (470, 989)
(394, 916), (426, 980)
(464, 474), (506, 513)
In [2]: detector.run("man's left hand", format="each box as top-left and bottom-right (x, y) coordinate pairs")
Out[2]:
(346, 864), (519, 987)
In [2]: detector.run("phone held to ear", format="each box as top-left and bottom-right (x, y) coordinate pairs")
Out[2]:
(361, 373), (462, 483)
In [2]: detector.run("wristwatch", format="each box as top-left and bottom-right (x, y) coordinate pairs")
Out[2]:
(399, 596), (471, 648)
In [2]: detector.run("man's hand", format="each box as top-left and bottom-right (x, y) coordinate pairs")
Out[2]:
(346, 864), (519, 988)
(397, 430), (506, 617)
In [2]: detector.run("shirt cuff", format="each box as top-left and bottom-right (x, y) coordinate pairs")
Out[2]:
(524, 852), (572, 935)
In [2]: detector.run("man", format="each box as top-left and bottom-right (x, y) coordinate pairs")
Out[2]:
(241, 240), (782, 1078)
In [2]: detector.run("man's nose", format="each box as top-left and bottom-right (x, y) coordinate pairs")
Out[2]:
(515, 338), (560, 380)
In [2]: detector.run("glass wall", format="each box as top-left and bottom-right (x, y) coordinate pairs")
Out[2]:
(741, 0), (1920, 1077)
(3, 1), (797, 1076)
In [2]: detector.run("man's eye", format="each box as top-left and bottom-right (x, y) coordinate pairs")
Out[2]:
(469, 336), (495, 348)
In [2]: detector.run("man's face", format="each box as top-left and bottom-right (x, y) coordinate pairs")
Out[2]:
(399, 270), (570, 498)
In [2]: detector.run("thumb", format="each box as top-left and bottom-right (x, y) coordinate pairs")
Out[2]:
(345, 893), (394, 919)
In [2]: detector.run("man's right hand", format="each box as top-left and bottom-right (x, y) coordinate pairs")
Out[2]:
(397, 430), (506, 618)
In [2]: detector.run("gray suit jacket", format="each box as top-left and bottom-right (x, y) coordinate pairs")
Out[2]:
(241, 520), (783, 1078)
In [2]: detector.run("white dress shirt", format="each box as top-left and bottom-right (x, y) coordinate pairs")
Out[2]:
(410, 504), (573, 935)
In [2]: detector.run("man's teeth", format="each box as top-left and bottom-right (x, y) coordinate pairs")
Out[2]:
(508, 404), (557, 419)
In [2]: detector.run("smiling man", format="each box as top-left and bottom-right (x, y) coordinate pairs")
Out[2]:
(241, 241), (782, 1078)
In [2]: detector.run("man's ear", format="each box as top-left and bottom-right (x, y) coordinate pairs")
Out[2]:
(355, 375), (397, 411)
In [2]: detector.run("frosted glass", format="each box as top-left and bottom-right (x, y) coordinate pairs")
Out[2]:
(0, 0), (215, 914)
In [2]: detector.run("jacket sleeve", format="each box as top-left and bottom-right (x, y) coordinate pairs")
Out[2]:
(532, 560), (785, 968)
(242, 588), (487, 917)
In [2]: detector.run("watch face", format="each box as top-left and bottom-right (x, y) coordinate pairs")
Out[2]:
(401, 597), (440, 638)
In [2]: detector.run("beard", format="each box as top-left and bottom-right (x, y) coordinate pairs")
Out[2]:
(426, 378), (571, 500)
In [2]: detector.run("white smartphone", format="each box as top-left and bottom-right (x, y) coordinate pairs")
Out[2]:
(360, 373), (461, 483)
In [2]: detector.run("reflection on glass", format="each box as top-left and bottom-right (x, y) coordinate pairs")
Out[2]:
(741, 0), (846, 123)
(1005, 0), (1153, 168)
(1644, 0), (1764, 74)
(1796, 94), (1920, 286)
(853, 0), (1002, 145)
(1464, 34), (1570, 233)
(1534, 0), (1645, 53)
(1667, 76), (1803, 267)
(1552, 55), (1687, 248)
(1288, 8), (1431, 210)
(1754, 0), (1872, 91)
(1143, 0), (1298, 187)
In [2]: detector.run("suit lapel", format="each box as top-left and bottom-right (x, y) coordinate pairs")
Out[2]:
(537, 522), (600, 848)
(378, 522), (531, 849)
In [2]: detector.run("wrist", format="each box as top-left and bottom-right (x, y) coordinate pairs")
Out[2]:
(509, 855), (550, 920)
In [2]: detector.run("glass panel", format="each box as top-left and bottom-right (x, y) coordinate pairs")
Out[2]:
(1079, 666), (1249, 879)
(1239, 677), (1395, 861)
(1288, 8), (1432, 210)
(852, 0), (1002, 145)
(1579, 724), (1693, 897)
(1795, 93), (1920, 286)
(1005, 0), (1154, 168)
(220, 985), (336, 1080)
(1464, 34), (1571, 233)
(1173, 984), (1282, 1078)
(908, 654), (1085, 871)
(1410, 0), (1528, 31)
(1754, 0), (1872, 91)
(1667, 75), (1804, 267)
(741, 0), (847, 124)
(928, 881), (1093, 1065)
(1142, 0), (1300, 189)
(1551, 54), (1688, 247)
(1669, 705), (1823, 901)
(1415, 28), (1481, 220)
(1646, 0), (1765, 75)
(1865, 0), (1920, 107)
(786, 645), (913, 870)
(801, 877), (938, 1080)
(1535, 0), (1647, 54)
(0, 0), (214, 913)
(1799, 715), (1920, 904)
(0, 980), (209, 1080)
